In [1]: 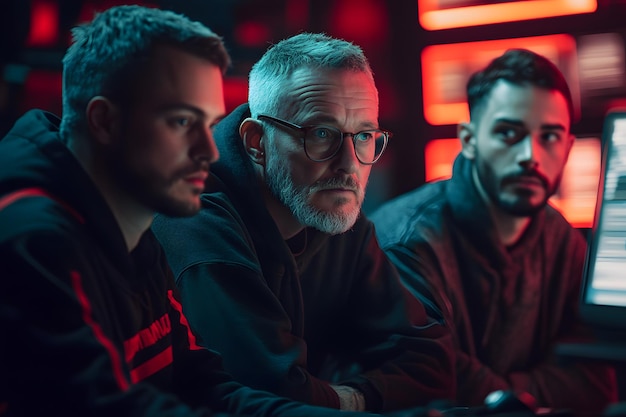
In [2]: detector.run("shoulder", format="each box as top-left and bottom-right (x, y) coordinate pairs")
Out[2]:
(152, 191), (259, 277)
(0, 191), (87, 281)
(543, 204), (587, 253)
(370, 180), (450, 249)
(544, 204), (585, 240)
(0, 189), (83, 242)
(153, 191), (247, 243)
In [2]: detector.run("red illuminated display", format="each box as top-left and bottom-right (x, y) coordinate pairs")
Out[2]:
(418, 0), (597, 31)
(421, 34), (580, 126)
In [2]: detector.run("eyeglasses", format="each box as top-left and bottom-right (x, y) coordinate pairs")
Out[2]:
(257, 114), (391, 165)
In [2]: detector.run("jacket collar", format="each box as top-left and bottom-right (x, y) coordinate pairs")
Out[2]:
(446, 153), (546, 264)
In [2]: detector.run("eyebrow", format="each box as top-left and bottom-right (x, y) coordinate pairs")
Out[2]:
(156, 103), (202, 114)
(156, 103), (225, 121)
(301, 116), (378, 130)
(494, 117), (567, 131)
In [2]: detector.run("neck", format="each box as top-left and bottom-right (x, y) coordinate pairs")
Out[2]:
(471, 166), (531, 247)
(69, 142), (153, 251)
(99, 183), (154, 251)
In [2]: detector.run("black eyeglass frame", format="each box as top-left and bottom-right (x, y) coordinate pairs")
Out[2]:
(257, 114), (391, 165)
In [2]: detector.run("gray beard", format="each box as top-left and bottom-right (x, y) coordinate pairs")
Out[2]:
(264, 154), (360, 235)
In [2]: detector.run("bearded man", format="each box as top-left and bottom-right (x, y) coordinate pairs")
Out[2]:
(371, 48), (618, 416)
(152, 32), (454, 413)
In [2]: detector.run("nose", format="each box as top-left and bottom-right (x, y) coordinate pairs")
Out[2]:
(332, 133), (360, 173)
(517, 134), (539, 169)
(193, 126), (220, 164)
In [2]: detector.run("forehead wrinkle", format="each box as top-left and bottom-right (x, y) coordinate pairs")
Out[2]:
(480, 82), (570, 129)
(283, 88), (379, 127)
(281, 67), (377, 106)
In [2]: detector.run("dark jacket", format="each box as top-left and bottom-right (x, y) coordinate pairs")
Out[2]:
(152, 103), (456, 413)
(0, 109), (383, 417)
(371, 153), (618, 413)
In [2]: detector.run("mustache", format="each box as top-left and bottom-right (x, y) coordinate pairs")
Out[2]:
(310, 176), (360, 192)
(502, 169), (549, 188)
(179, 161), (210, 177)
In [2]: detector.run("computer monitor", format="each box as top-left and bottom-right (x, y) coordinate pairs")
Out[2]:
(580, 109), (626, 341)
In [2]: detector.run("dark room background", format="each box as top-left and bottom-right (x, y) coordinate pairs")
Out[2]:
(1, 0), (626, 221)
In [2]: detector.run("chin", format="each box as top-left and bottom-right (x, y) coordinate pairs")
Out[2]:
(302, 205), (360, 235)
(155, 198), (201, 218)
(499, 200), (545, 217)
(318, 197), (359, 212)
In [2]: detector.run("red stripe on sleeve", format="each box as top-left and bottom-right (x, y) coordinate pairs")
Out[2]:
(70, 270), (130, 391)
(167, 290), (203, 350)
(0, 187), (84, 223)
(129, 346), (173, 383)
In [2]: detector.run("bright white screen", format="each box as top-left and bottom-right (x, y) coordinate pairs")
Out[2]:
(585, 117), (626, 306)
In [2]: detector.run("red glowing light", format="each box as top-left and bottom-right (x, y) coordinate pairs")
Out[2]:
(26, 0), (59, 47)
(418, 0), (597, 31)
(329, 0), (389, 45)
(224, 77), (249, 113)
(421, 34), (579, 126)
(234, 21), (271, 48)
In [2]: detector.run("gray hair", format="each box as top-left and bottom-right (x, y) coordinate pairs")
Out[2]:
(248, 32), (374, 118)
(60, 5), (230, 140)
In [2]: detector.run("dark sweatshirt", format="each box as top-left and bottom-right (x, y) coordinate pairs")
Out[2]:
(371, 154), (618, 414)
(0, 109), (385, 417)
(152, 103), (456, 413)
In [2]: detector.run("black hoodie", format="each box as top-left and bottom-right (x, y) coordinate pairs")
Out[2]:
(152, 104), (456, 413)
(0, 109), (386, 417)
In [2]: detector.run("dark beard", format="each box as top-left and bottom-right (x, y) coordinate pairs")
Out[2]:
(106, 147), (201, 218)
(475, 156), (559, 217)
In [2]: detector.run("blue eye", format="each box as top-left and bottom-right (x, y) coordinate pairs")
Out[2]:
(167, 117), (190, 128)
(312, 127), (333, 139)
(307, 126), (339, 143)
(354, 131), (375, 143)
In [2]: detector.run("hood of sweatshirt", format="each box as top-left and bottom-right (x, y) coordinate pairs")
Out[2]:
(0, 109), (151, 279)
(446, 153), (547, 265)
(209, 103), (304, 260)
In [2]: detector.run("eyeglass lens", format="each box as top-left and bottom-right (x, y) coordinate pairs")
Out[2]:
(304, 126), (386, 163)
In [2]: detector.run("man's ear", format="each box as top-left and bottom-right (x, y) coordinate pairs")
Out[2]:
(86, 96), (119, 145)
(458, 122), (477, 160)
(239, 117), (265, 165)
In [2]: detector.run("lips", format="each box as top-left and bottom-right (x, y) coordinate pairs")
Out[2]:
(504, 171), (548, 189)
(318, 185), (358, 192)
(184, 172), (208, 187)
(313, 177), (360, 193)
(513, 176), (543, 186)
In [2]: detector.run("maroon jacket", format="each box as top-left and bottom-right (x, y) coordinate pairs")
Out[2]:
(371, 153), (618, 414)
